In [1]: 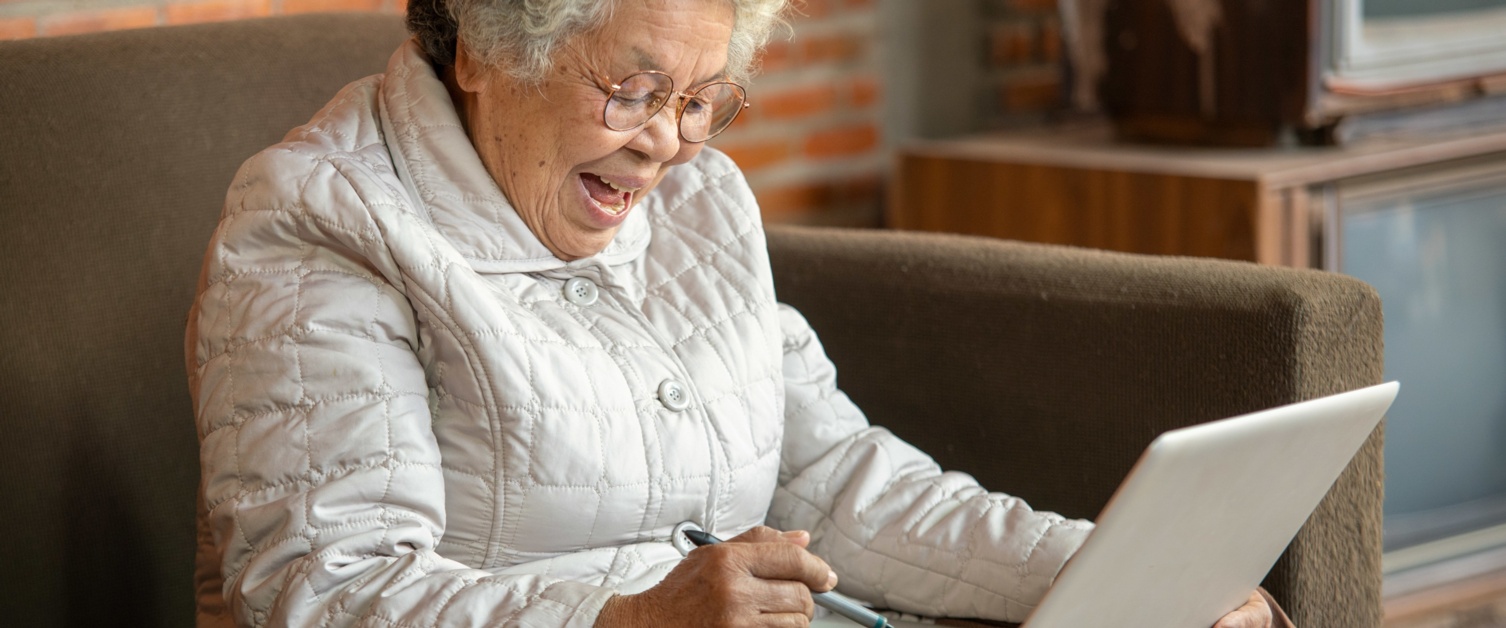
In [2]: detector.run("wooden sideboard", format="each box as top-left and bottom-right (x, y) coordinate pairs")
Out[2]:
(891, 125), (1506, 268)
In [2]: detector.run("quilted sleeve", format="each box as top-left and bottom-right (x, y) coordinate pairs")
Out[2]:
(766, 304), (1094, 623)
(186, 150), (614, 628)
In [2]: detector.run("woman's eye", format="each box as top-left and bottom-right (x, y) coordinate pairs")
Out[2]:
(684, 96), (712, 115)
(612, 92), (647, 106)
(614, 90), (667, 109)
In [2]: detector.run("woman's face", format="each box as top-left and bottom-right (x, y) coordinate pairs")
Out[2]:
(449, 0), (735, 261)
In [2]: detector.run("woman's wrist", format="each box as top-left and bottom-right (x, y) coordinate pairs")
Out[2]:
(596, 593), (654, 628)
(595, 594), (629, 628)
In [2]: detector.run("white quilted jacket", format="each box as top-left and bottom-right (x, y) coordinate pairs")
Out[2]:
(186, 41), (1092, 628)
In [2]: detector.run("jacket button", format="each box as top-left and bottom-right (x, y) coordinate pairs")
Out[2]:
(562, 277), (599, 306)
(658, 379), (689, 411)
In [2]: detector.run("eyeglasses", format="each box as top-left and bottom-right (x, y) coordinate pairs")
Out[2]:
(596, 70), (749, 143)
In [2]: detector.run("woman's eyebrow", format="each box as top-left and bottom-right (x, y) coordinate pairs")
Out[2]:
(630, 48), (664, 72)
(630, 47), (729, 85)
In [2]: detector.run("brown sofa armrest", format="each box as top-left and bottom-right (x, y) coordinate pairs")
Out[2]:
(767, 225), (1384, 628)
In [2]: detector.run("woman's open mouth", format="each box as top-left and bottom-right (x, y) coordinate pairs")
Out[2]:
(580, 173), (636, 216)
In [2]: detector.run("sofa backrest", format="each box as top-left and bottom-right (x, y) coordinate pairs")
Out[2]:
(0, 15), (409, 626)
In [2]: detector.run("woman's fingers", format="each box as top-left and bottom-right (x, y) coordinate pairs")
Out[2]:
(758, 612), (819, 628)
(1212, 590), (1273, 628)
(739, 539), (836, 592)
(720, 527), (834, 591)
(727, 525), (784, 543)
(600, 527), (836, 628)
(729, 525), (811, 547)
(742, 578), (817, 619)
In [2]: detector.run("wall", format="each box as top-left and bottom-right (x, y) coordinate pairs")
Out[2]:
(877, 0), (1063, 143)
(0, 0), (1065, 226)
(0, 0), (890, 227)
(710, 0), (883, 226)
(0, 0), (406, 38)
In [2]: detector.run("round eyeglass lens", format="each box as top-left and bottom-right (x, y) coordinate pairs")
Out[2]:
(680, 82), (746, 142)
(604, 72), (674, 131)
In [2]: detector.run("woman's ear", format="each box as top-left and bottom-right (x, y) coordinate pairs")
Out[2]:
(452, 41), (491, 94)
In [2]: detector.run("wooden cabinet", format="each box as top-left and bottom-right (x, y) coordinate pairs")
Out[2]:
(892, 125), (1506, 268)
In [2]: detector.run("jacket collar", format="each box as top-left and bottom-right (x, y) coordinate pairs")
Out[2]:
(376, 40), (650, 274)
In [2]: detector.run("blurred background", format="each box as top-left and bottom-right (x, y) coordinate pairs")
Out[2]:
(4, 0), (1503, 625)
(0, 0), (1061, 227)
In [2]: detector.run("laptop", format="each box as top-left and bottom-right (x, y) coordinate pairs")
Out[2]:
(812, 382), (1398, 628)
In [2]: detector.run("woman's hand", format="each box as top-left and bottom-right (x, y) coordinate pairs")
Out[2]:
(1212, 590), (1273, 628)
(596, 526), (838, 628)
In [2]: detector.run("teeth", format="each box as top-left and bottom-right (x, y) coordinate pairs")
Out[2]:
(602, 198), (627, 216)
(606, 180), (638, 193)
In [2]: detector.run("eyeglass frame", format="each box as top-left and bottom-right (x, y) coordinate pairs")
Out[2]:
(593, 70), (750, 143)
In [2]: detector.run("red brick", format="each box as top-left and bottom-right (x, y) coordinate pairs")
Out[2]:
(755, 176), (879, 216)
(801, 33), (864, 65)
(797, 0), (833, 19)
(758, 83), (838, 120)
(803, 123), (878, 159)
(848, 175), (880, 199)
(0, 17), (37, 40)
(756, 40), (794, 74)
(713, 139), (791, 172)
(1000, 73), (1061, 111)
(42, 7), (159, 37)
(755, 181), (832, 215)
(849, 76), (880, 108)
(283, 0), (383, 14)
(165, 0), (272, 25)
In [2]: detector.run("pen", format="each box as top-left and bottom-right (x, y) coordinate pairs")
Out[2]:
(681, 528), (890, 628)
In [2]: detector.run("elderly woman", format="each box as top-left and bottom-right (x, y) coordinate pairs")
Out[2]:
(186, 0), (1283, 626)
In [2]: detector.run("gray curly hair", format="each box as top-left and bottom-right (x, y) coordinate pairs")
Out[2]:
(407, 0), (791, 84)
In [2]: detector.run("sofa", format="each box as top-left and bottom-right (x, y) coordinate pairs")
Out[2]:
(0, 14), (1384, 627)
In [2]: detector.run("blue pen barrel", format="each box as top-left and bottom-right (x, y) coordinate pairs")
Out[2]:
(679, 529), (888, 628)
(812, 590), (889, 628)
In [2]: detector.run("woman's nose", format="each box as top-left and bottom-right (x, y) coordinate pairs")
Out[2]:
(624, 102), (684, 163)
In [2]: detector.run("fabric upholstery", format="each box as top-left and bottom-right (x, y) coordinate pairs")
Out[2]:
(0, 15), (408, 627)
(768, 226), (1385, 628)
(0, 12), (1383, 628)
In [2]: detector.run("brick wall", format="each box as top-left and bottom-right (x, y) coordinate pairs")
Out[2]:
(0, 0), (407, 38)
(2, 0), (1066, 224)
(1, 0), (885, 227)
(709, 0), (882, 226)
